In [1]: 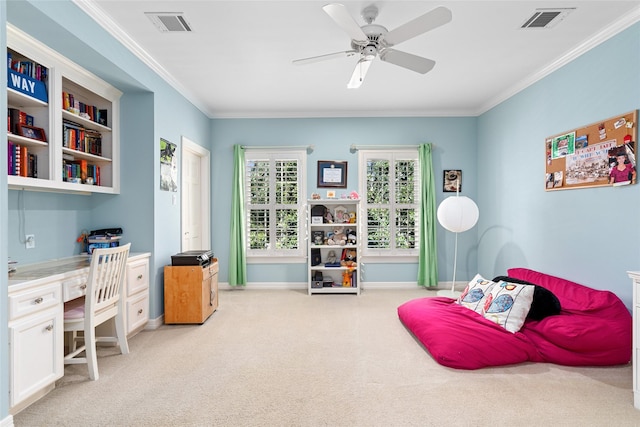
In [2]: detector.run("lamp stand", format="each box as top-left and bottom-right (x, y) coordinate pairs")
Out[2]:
(437, 231), (461, 298)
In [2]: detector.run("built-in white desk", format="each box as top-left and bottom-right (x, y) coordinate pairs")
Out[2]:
(7, 253), (151, 414)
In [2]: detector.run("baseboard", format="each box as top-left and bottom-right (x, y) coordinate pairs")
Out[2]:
(0, 414), (13, 427)
(145, 315), (164, 330)
(218, 281), (459, 290)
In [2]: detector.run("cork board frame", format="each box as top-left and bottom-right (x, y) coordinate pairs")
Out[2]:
(545, 110), (637, 191)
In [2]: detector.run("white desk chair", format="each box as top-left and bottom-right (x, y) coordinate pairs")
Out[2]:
(64, 243), (131, 380)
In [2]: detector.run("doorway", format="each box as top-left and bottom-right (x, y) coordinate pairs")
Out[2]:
(181, 136), (211, 251)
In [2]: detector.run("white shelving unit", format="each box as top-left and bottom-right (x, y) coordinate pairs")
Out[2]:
(6, 25), (121, 194)
(308, 198), (361, 295)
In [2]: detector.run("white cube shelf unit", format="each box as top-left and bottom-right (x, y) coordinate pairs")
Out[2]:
(308, 198), (361, 295)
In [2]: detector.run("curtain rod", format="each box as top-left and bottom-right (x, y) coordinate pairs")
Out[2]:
(349, 143), (430, 153)
(241, 145), (314, 153)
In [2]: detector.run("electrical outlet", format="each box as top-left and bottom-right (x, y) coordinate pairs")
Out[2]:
(25, 234), (35, 249)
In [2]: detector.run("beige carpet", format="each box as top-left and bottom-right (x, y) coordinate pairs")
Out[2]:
(13, 289), (639, 427)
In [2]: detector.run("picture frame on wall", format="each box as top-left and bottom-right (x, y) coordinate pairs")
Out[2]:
(443, 169), (462, 192)
(317, 160), (347, 188)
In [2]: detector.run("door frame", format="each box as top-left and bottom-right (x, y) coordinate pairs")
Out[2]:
(181, 136), (211, 251)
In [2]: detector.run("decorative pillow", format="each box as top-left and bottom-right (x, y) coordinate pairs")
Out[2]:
(492, 276), (562, 320)
(455, 274), (496, 314)
(482, 280), (535, 333)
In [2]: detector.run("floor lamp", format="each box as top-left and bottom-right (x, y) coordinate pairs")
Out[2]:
(436, 183), (479, 298)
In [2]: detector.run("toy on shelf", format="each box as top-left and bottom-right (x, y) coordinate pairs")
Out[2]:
(328, 226), (347, 245)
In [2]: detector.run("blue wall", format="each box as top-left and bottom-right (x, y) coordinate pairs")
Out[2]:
(477, 22), (640, 308)
(210, 116), (478, 284)
(1, 1), (639, 423)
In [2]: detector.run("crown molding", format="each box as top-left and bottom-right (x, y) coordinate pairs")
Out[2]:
(477, 4), (640, 115)
(72, 0), (212, 117)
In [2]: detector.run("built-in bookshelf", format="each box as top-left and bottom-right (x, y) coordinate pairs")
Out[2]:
(6, 25), (121, 194)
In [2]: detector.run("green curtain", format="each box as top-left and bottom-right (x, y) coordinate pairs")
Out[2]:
(418, 143), (438, 287)
(229, 145), (247, 286)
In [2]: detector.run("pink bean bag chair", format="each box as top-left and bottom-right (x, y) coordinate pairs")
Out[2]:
(397, 268), (632, 369)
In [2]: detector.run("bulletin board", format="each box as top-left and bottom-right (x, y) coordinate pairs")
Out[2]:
(545, 110), (637, 191)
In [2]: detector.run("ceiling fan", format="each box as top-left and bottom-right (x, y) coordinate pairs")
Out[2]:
(293, 3), (452, 88)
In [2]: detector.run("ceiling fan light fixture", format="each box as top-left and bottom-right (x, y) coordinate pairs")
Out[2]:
(347, 59), (372, 89)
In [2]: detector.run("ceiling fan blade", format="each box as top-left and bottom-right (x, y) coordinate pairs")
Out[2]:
(323, 3), (368, 46)
(292, 50), (357, 65)
(380, 49), (436, 74)
(347, 59), (372, 89)
(384, 6), (452, 46)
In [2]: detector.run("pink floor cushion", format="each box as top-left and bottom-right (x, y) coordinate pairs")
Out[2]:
(508, 268), (632, 366)
(397, 297), (542, 369)
(398, 268), (632, 369)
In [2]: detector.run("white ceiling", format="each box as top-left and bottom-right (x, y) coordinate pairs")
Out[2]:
(77, 1), (640, 119)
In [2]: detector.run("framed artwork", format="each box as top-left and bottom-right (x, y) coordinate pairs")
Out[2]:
(17, 124), (47, 142)
(443, 169), (462, 192)
(160, 138), (177, 192)
(317, 160), (347, 188)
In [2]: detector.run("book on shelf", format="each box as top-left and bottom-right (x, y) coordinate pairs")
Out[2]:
(62, 91), (106, 126)
(28, 153), (37, 178)
(19, 144), (27, 177)
(14, 144), (20, 176)
(7, 49), (48, 83)
(63, 119), (102, 156)
(7, 142), (38, 178)
(62, 158), (99, 185)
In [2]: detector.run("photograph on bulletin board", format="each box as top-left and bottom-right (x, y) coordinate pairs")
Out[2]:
(544, 111), (637, 191)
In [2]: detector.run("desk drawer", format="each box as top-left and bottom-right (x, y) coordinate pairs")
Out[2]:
(127, 259), (149, 297)
(62, 275), (88, 302)
(127, 291), (149, 333)
(9, 283), (61, 321)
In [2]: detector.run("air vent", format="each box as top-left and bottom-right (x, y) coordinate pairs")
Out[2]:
(521, 8), (575, 29)
(145, 12), (192, 32)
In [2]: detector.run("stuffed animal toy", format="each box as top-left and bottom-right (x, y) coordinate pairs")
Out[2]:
(328, 226), (347, 245)
(342, 270), (352, 287)
(341, 249), (357, 267)
(345, 228), (356, 245)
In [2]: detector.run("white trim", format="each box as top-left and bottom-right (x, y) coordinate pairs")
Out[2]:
(219, 281), (307, 290)
(72, 2), (640, 119)
(244, 149), (307, 258)
(359, 256), (418, 264)
(247, 256), (306, 264)
(144, 316), (164, 331)
(181, 136), (211, 251)
(478, 5), (640, 115)
(358, 149), (420, 258)
(0, 415), (14, 427)
(71, 0), (210, 116)
(217, 281), (445, 291)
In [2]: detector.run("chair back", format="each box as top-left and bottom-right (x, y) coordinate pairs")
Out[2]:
(86, 243), (131, 322)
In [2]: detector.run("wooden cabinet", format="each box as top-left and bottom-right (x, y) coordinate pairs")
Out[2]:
(7, 24), (121, 194)
(308, 199), (360, 295)
(629, 271), (640, 409)
(164, 260), (219, 324)
(8, 281), (63, 412)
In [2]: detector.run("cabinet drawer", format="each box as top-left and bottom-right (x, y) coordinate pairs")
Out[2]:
(126, 292), (149, 333)
(9, 283), (61, 321)
(127, 259), (149, 297)
(62, 275), (88, 302)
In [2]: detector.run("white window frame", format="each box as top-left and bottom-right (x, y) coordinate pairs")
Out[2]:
(358, 149), (420, 262)
(244, 149), (307, 263)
